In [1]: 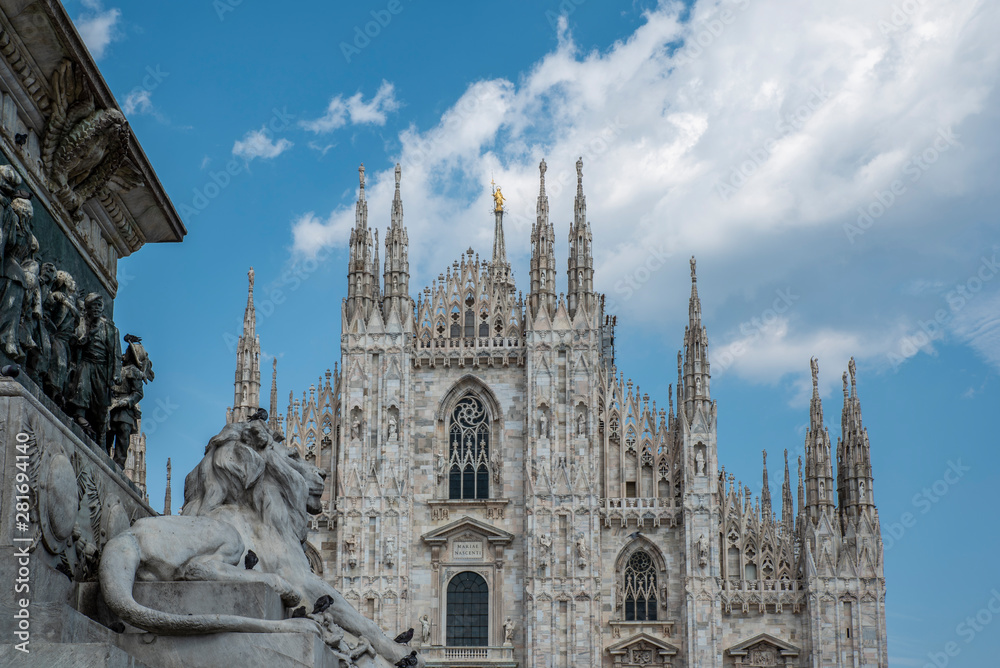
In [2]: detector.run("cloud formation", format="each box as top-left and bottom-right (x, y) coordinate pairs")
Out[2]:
(232, 128), (293, 161)
(75, 0), (121, 60)
(290, 0), (1000, 393)
(300, 80), (401, 133)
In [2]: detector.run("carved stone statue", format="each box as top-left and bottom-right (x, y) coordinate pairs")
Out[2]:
(387, 414), (398, 440)
(42, 270), (79, 405)
(538, 533), (552, 558)
(384, 535), (395, 568)
(436, 453), (447, 483)
(345, 533), (359, 569)
(419, 613), (431, 645)
(695, 448), (706, 476)
(615, 582), (623, 609)
(539, 412), (548, 438)
(107, 335), (154, 467)
(697, 534), (709, 568)
(98, 421), (420, 667)
(19, 238), (46, 373)
(576, 413), (585, 437)
(351, 416), (361, 440)
(503, 616), (515, 644)
(576, 535), (589, 568)
(0, 168), (36, 362)
(67, 293), (121, 442)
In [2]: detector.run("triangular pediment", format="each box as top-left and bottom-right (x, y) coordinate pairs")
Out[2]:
(420, 516), (514, 545)
(606, 632), (679, 656)
(727, 632), (800, 657)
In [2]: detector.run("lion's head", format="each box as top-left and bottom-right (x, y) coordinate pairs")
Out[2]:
(180, 422), (327, 540)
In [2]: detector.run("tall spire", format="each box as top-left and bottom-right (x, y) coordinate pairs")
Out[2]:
(803, 357), (835, 523)
(782, 448), (794, 533)
(837, 357), (876, 522)
(163, 458), (172, 516)
(567, 157), (594, 318)
(490, 178), (514, 294)
(268, 358), (280, 433)
(346, 163), (375, 321)
(681, 257), (711, 420)
(229, 267), (261, 424)
(761, 450), (772, 520)
(529, 159), (556, 320)
(372, 228), (381, 303)
(383, 163), (411, 315)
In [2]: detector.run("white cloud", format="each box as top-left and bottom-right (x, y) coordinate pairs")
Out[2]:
(123, 88), (152, 115)
(75, 1), (122, 60)
(232, 128), (293, 161)
(301, 80), (400, 133)
(290, 0), (1000, 391)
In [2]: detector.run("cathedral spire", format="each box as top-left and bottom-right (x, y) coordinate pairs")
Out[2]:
(803, 357), (835, 524)
(372, 228), (381, 303)
(268, 358), (280, 434)
(164, 458), (172, 516)
(383, 163), (411, 317)
(782, 448), (794, 533)
(837, 357), (876, 523)
(529, 159), (556, 321)
(228, 267), (261, 424)
(346, 163), (374, 321)
(682, 257), (711, 420)
(761, 450), (772, 520)
(490, 178), (514, 294)
(567, 157), (594, 318)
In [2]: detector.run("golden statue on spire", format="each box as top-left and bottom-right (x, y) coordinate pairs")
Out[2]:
(491, 178), (505, 213)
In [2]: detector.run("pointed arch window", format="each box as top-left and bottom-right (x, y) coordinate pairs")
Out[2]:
(624, 551), (658, 621)
(448, 395), (490, 499)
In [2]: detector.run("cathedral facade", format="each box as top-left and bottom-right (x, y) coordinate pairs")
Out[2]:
(227, 160), (888, 668)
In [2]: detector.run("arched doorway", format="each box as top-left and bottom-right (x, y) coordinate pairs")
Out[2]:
(446, 571), (489, 646)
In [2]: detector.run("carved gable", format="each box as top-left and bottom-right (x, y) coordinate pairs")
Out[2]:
(727, 633), (801, 666)
(607, 633), (678, 667)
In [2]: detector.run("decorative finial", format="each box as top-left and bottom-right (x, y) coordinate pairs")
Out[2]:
(248, 267), (254, 292)
(762, 449), (767, 466)
(690, 256), (697, 281)
(394, 162), (401, 188)
(539, 159), (547, 195)
(359, 163), (365, 193)
(576, 157), (583, 195)
(848, 357), (856, 387)
(810, 357), (819, 389)
(843, 371), (849, 396)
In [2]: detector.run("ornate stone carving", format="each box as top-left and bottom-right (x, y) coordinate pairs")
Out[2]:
(42, 60), (142, 216)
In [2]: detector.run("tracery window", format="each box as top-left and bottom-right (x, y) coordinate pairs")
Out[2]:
(448, 395), (490, 499)
(447, 572), (488, 646)
(624, 551), (658, 621)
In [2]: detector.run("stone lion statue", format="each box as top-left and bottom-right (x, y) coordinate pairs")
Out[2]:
(99, 420), (420, 666)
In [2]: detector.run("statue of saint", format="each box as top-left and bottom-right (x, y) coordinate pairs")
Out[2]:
(576, 413), (585, 436)
(419, 614), (431, 645)
(695, 449), (706, 476)
(503, 616), (515, 644)
(539, 412), (548, 438)
(387, 414), (398, 440)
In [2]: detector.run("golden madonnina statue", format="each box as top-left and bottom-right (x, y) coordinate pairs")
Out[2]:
(492, 184), (505, 213)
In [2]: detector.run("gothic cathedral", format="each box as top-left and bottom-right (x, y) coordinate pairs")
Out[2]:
(227, 160), (888, 668)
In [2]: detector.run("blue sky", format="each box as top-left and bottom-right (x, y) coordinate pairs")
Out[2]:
(66, 0), (1000, 664)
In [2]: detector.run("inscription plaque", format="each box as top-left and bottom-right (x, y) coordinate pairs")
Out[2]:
(453, 541), (484, 560)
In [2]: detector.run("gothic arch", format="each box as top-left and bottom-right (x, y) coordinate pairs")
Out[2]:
(436, 375), (503, 425)
(614, 536), (668, 574)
